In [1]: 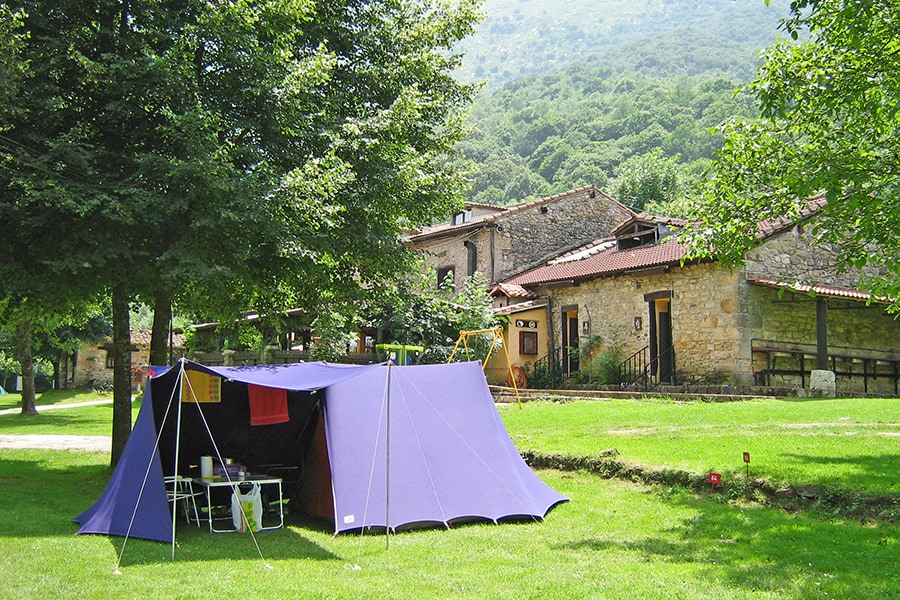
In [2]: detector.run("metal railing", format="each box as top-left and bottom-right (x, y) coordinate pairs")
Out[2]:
(526, 346), (567, 389)
(619, 345), (676, 390)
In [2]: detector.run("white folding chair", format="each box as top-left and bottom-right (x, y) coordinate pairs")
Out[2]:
(164, 475), (201, 526)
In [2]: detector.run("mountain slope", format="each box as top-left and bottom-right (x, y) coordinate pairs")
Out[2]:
(456, 0), (792, 89)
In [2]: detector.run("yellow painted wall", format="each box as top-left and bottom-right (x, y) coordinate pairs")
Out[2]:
(485, 307), (549, 385)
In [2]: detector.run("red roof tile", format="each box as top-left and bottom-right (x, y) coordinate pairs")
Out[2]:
(494, 299), (548, 316)
(505, 236), (691, 286)
(747, 277), (885, 303)
(490, 283), (537, 299)
(755, 195), (827, 239)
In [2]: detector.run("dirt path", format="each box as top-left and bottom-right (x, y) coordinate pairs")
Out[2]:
(0, 399), (113, 452)
(0, 434), (109, 452)
(0, 398), (114, 417)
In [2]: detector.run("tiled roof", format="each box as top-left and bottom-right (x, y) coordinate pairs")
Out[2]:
(466, 201), (504, 211)
(494, 299), (548, 316)
(490, 283), (538, 299)
(756, 195), (827, 239)
(610, 215), (687, 237)
(481, 185), (632, 224)
(505, 236), (691, 286)
(497, 195), (830, 289)
(547, 239), (617, 264)
(130, 330), (185, 346)
(101, 330), (186, 349)
(747, 277), (884, 303)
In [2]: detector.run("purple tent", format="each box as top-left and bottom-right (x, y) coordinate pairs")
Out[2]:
(74, 359), (567, 542)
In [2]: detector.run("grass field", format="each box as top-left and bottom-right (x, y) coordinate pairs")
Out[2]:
(0, 391), (897, 598)
(499, 397), (900, 496)
(2, 449), (897, 599)
(0, 388), (114, 411)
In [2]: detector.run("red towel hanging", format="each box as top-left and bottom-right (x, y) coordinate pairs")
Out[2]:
(248, 384), (289, 426)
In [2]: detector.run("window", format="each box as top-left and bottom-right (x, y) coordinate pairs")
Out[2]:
(437, 266), (454, 288)
(519, 331), (538, 355)
(616, 222), (658, 250)
(464, 241), (477, 276)
(614, 220), (676, 250)
(452, 209), (473, 225)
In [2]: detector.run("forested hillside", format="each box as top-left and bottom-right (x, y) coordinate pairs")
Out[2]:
(457, 0), (793, 88)
(455, 0), (794, 209)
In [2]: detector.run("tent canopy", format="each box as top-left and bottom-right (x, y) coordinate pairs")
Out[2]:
(74, 359), (567, 542)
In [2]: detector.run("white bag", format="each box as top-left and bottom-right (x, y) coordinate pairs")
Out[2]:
(231, 482), (262, 532)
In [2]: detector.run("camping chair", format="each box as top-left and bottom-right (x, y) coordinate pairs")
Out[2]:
(164, 475), (202, 526)
(256, 464), (301, 515)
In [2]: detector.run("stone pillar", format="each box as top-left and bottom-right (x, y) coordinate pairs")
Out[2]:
(223, 349), (236, 366)
(809, 369), (836, 398)
(262, 345), (280, 364)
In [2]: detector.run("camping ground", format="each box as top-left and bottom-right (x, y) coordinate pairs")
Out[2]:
(0, 392), (897, 599)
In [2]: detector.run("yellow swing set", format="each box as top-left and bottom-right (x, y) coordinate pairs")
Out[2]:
(447, 326), (522, 406)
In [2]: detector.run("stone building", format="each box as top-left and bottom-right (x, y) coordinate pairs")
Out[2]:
(403, 185), (635, 292)
(72, 330), (186, 389)
(498, 200), (900, 395)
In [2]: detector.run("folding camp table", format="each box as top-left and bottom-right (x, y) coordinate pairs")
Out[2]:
(192, 475), (284, 533)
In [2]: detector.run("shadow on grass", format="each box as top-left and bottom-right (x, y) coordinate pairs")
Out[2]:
(111, 518), (342, 566)
(781, 451), (900, 493)
(36, 389), (111, 406)
(1, 451), (342, 564)
(559, 487), (898, 598)
(0, 389), (114, 411)
(0, 402), (116, 433)
(0, 453), (112, 537)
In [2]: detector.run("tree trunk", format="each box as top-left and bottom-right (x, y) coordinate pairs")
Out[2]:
(58, 351), (70, 390)
(150, 291), (172, 367)
(110, 283), (133, 467)
(15, 319), (38, 416)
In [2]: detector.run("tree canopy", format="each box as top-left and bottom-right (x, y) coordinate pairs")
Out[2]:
(0, 0), (481, 460)
(684, 0), (900, 304)
(459, 61), (756, 207)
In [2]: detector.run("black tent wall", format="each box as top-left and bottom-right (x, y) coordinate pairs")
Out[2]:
(149, 366), (324, 512)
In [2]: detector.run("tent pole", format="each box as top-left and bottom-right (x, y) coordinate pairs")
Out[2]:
(385, 361), (392, 549)
(171, 359), (186, 560)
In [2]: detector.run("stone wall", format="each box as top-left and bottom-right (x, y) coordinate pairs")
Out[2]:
(741, 224), (900, 394)
(744, 283), (900, 395)
(533, 224), (900, 393)
(492, 188), (633, 281)
(744, 223), (882, 286)
(73, 344), (151, 389)
(412, 187), (633, 291)
(535, 261), (747, 385)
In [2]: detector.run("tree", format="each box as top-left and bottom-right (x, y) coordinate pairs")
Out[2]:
(612, 148), (685, 211)
(0, 0), (481, 464)
(683, 0), (900, 304)
(373, 271), (499, 364)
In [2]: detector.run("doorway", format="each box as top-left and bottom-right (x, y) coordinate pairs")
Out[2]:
(645, 291), (674, 384)
(561, 305), (579, 376)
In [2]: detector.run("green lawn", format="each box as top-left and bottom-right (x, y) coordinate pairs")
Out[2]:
(0, 392), (897, 598)
(0, 401), (130, 437)
(499, 397), (900, 495)
(0, 449), (896, 599)
(0, 388), (115, 411)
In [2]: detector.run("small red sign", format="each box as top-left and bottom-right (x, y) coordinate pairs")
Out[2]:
(708, 472), (722, 485)
(743, 452), (751, 464)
